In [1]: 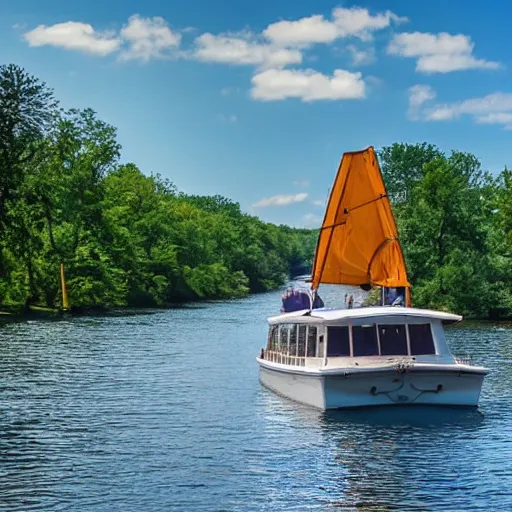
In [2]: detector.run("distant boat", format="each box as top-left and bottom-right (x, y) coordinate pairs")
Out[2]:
(257, 147), (488, 410)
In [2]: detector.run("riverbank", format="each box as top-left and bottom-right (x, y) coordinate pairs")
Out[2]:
(0, 295), (268, 323)
(3, 297), (512, 324)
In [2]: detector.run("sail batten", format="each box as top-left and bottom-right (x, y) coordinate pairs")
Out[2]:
(311, 146), (411, 291)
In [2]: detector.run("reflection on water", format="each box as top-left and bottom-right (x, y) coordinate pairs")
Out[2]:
(1, 287), (512, 511)
(318, 407), (487, 511)
(323, 404), (485, 427)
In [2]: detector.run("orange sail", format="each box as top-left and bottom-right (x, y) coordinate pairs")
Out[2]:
(311, 146), (411, 293)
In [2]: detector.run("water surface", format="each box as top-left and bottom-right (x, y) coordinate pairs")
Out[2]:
(1, 287), (511, 511)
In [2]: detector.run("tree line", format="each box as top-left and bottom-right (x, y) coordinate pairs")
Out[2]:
(0, 64), (316, 312)
(2, 63), (511, 319)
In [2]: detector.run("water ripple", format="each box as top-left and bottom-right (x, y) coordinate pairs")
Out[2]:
(1, 290), (511, 511)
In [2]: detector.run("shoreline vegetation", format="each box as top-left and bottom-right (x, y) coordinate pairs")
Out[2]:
(2, 63), (512, 321)
(0, 64), (317, 318)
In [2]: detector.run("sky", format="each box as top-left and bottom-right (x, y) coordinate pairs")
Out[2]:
(1, 0), (511, 228)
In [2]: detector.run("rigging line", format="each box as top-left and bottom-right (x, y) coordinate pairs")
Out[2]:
(343, 193), (387, 215)
(319, 220), (347, 231)
(319, 194), (388, 231)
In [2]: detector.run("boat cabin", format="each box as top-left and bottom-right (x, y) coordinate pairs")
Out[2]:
(263, 307), (462, 368)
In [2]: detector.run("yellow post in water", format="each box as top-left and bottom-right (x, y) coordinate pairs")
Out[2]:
(60, 263), (70, 312)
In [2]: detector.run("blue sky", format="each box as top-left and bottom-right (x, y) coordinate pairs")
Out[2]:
(1, 0), (511, 227)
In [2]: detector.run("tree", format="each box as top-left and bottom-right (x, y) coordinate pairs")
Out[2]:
(378, 142), (443, 199)
(0, 64), (58, 305)
(0, 64), (57, 228)
(37, 108), (120, 260)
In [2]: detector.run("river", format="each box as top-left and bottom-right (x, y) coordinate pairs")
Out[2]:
(1, 285), (511, 511)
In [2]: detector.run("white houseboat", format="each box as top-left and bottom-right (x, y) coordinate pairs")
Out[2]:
(256, 147), (488, 409)
(257, 306), (487, 409)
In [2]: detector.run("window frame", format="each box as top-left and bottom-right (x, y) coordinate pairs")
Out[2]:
(378, 323), (409, 356)
(351, 323), (380, 357)
(268, 320), (437, 361)
(323, 320), (437, 358)
(408, 322), (437, 356)
(326, 325), (351, 357)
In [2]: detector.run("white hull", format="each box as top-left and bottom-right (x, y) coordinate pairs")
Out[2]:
(258, 360), (486, 410)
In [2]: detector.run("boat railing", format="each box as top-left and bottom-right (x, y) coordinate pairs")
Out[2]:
(262, 350), (307, 367)
(454, 354), (473, 365)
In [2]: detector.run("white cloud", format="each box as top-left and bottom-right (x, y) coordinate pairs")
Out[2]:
(263, 15), (337, 47)
(23, 21), (121, 56)
(387, 31), (500, 73)
(263, 7), (406, 47)
(21, 10), (390, 102)
(302, 213), (323, 228)
(332, 7), (407, 41)
(476, 112), (512, 125)
(252, 192), (308, 207)
(408, 84), (436, 119)
(347, 44), (375, 66)
(293, 179), (310, 187)
(23, 15), (181, 61)
(312, 199), (325, 206)
(251, 68), (365, 102)
(417, 54), (499, 73)
(366, 75), (384, 86)
(415, 90), (512, 129)
(426, 107), (457, 121)
(192, 32), (302, 68)
(119, 15), (181, 61)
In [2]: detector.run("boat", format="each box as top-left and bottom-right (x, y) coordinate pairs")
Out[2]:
(256, 146), (488, 410)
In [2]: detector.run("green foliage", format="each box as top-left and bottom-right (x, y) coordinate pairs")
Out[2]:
(184, 264), (249, 299)
(0, 64), (57, 231)
(0, 64), (316, 311)
(3, 64), (512, 320)
(380, 142), (512, 319)
(379, 142), (443, 198)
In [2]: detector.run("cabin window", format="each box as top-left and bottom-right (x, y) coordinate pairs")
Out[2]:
(279, 324), (290, 354)
(409, 323), (436, 355)
(307, 326), (317, 357)
(289, 324), (298, 356)
(267, 325), (278, 350)
(379, 324), (408, 356)
(298, 325), (307, 357)
(327, 326), (350, 356)
(352, 325), (379, 356)
(317, 335), (325, 358)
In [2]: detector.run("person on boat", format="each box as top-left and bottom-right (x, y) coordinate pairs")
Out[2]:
(348, 295), (354, 309)
(384, 287), (397, 306)
(391, 294), (404, 307)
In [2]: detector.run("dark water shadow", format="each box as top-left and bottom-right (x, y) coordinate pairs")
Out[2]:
(321, 404), (485, 429)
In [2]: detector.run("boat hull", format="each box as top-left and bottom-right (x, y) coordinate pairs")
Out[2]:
(258, 361), (486, 410)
